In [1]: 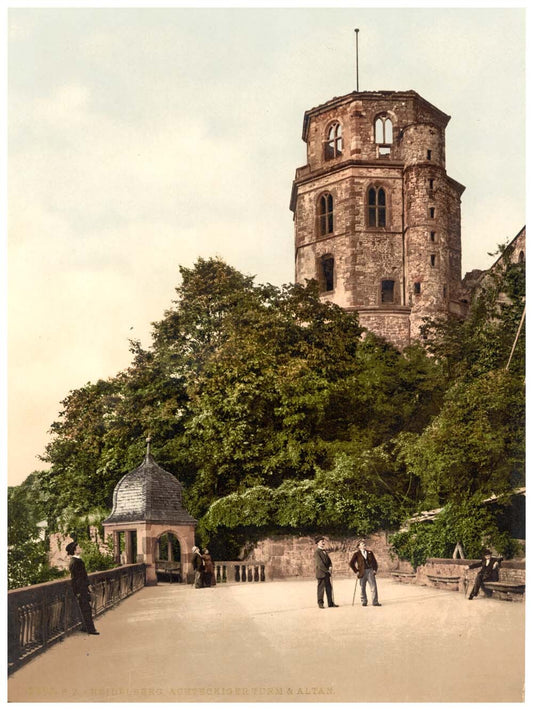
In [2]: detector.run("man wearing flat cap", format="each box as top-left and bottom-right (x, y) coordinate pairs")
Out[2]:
(66, 541), (99, 634)
(468, 548), (502, 600)
(314, 536), (338, 608)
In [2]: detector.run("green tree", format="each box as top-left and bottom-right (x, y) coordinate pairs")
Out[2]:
(421, 248), (525, 381)
(38, 253), (524, 559)
(8, 474), (65, 589)
(397, 369), (524, 508)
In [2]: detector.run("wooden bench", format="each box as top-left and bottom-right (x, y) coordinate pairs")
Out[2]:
(156, 562), (182, 583)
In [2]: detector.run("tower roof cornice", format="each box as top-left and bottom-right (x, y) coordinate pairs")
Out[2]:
(302, 90), (450, 141)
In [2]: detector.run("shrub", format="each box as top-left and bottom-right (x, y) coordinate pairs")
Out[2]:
(390, 497), (520, 568)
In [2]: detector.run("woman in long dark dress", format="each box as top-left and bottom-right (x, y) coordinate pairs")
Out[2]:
(202, 548), (216, 587)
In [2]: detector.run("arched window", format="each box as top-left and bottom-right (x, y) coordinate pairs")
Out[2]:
(381, 280), (395, 303)
(325, 122), (342, 160)
(320, 255), (335, 292)
(375, 116), (393, 155)
(318, 193), (334, 235)
(368, 187), (386, 228)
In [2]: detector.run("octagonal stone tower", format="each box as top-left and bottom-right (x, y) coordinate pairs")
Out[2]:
(290, 90), (466, 348)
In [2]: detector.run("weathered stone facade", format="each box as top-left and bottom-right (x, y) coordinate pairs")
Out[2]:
(462, 225), (526, 300)
(244, 531), (396, 579)
(243, 535), (525, 601)
(290, 90), (466, 349)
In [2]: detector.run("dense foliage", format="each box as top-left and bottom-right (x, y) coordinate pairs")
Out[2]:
(389, 496), (522, 569)
(8, 474), (66, 589)
(9, 245), (525, 575)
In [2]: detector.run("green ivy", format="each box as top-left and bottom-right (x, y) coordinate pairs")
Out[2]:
(390, 497), (521, 568)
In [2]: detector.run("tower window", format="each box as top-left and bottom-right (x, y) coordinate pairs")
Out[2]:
(429, 179), (434, 190)
(368, 187), (387, 228)
(414, 282), (421, 295)
(443, 284), (447, 298)
(320, 255), (335, 292)
(318, 193), (334, 236)
(429, 207), (435, 219)
(430, 254), (436, 267)
(519, 250), (525, 262)
(325, 122), (342, 160)
(375, 116), (393, 156)
(381, 279), (395, 303)
(427, 149), (432, 160)
(430, 231), (436, 242)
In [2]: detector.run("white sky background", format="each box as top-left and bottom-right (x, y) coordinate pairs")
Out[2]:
(6, 6), (526, 487)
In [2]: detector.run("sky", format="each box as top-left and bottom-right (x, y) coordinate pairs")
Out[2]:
(5, 5), (526, 487)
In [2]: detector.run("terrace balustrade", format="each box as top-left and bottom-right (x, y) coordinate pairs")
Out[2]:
(8, 563), (146, 673)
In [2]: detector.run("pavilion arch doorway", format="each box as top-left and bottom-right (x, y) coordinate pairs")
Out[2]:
(155, 532), (182, 583)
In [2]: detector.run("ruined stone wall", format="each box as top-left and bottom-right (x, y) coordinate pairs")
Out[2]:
(358, 309), (411, 350)
(304, 92), (448, 168)
(295, 167), (405, 311)
(48, 526), (108, 570)
(293, 90), (464, 349)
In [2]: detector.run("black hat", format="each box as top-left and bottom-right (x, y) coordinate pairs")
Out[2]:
(66, 541), (77, 556)
(315, 536), (325, 544)
(482, 548), (492, 556)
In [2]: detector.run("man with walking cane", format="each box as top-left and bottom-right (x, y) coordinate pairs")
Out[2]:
(349, 539), (381, 607)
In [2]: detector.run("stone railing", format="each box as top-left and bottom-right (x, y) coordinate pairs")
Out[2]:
(8, 564), (146, 673)
(214, 561), (270, 584)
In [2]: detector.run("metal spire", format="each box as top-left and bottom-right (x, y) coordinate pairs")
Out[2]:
(354, 29), (360, 92)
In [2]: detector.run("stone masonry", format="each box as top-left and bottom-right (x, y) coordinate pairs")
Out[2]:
(290, 90), (466, 349)
(244, 531), (395, 579)
(243, 534), (525, 601)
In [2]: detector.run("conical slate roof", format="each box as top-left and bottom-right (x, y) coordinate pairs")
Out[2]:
(104, 452), (197, 525)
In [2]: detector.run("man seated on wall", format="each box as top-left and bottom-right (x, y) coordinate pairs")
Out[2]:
(468, 548), (502, 600)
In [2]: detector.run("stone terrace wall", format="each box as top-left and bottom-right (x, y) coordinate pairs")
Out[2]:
(394, 558), (525, 602)
(417, 558), (525, 588)
(243, 535), (525, 602)
(243, 531), (399, 579)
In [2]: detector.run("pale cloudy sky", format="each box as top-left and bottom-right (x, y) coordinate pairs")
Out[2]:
(6, 5), (526, 486)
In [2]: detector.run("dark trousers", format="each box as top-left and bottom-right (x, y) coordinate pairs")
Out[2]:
(317, 574), (334, 606)
(75, 592), (97, 633)
(470, 573), (493, 598)
(203, 571), (215, 587)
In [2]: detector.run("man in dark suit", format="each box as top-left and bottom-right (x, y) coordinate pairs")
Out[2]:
(349, 539), (381, 606)
(66, 541), (99, 635)
(314, 536), (338, 608)
(468, 549), (502, 600)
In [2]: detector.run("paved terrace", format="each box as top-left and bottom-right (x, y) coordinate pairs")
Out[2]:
(8, 577), (524, 703)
